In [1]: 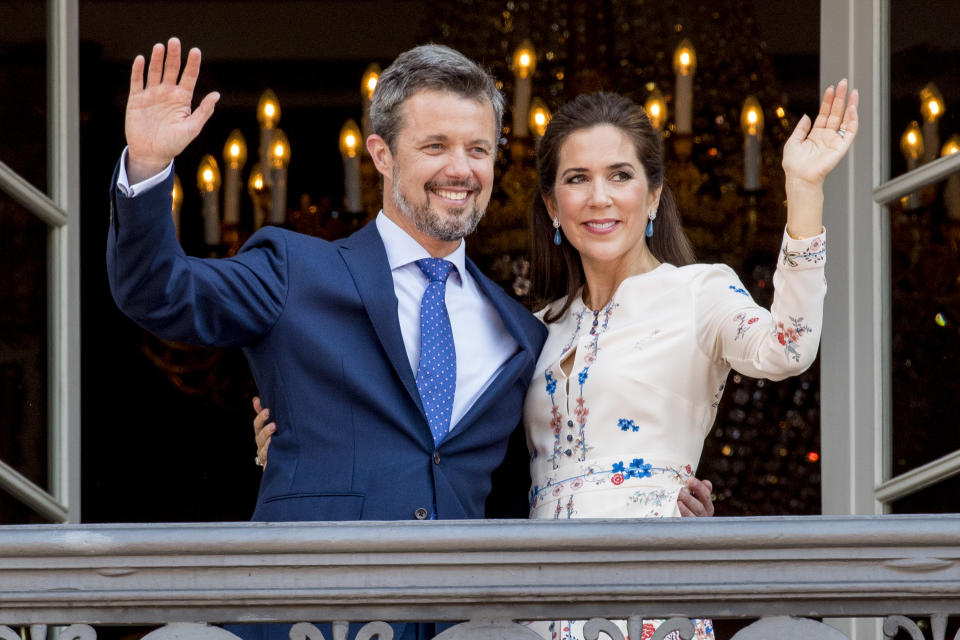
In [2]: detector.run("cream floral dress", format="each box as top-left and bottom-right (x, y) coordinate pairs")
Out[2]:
(523, 230), (826, 640)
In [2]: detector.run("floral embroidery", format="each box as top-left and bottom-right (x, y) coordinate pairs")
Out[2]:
(628, 457), (653, 478)
(729, 285), (749, 297)
(618, 418), (640, 432)
(633, 328), (661, 351)
(545, 371), (557, 395)
(781, 237), (826, 267)
(733, 313), (760, 341)
(560, 308), (588, 357)
(545, 370), (563, 466)
(776, 315), (813, 362)
(530, 458), (690, 509)
(711, 381), (726, 408)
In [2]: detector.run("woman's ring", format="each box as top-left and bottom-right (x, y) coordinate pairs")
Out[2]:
(255, 455), (263, 467)
(837, 128), (847, 138)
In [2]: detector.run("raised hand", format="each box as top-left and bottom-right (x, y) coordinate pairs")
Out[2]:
(125, 37), (220, 183)
(782, 79), (859, 188)
(781, 79), (859, 238)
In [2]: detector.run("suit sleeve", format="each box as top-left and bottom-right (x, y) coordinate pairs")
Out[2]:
(106, 160), (287, 347)
(693, 229), (827, 381)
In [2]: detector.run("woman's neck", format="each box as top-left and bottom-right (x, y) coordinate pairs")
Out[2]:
(581, 248), (661, 310)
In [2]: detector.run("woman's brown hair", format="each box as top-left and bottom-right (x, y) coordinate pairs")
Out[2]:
(530, 92), (696, 322)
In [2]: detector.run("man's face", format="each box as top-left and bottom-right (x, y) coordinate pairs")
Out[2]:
(377, 89), (498, 251)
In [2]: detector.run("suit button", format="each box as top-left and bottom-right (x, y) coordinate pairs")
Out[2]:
(414, 508), (429, 520)
(433, 451), (441, 465)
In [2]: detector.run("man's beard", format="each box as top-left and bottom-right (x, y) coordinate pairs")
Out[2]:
(392, 169), (486, 242)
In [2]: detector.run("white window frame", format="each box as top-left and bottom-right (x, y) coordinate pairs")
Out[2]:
(0, 0), (80, 523)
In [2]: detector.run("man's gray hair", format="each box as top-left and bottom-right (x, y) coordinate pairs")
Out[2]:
(370, 44), (504, 151)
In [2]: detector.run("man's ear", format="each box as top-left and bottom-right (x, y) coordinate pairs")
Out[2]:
(366, 134), (392, 178)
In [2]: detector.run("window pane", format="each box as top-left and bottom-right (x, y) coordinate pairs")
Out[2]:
(0, 490), (49, 524)
(890, 1), (960, 179)
(0, 191), (49, 496)
(889, 164), (960, 476)
(0, 0), (47, 193)
(891, 472), (960, 514)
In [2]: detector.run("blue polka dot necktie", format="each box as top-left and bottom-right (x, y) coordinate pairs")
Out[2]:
(415, 258), (457, 444)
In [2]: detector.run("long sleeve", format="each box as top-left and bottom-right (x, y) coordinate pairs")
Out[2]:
(106, 160), (287, 347)
(694, 229), (826, 380)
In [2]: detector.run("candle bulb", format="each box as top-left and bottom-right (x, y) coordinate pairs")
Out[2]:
(644, 85), (667, 131)
(900, 121), (924, 209)
(339, 119), (363, 213)
(740, 96), (764, 192)
(920, 83), (945, 165)
(361, 63), (381, 146)
(257, 89), (280, 188)
(248, 164), (267, 231)
(171, 173), (183, 240)
(511, 40), (536, 138)
(942, 135), (960, 221)
(672, 39), (696, 134)
(528, 98), (551, 142)
(196, 154), (221, 245)
(222, 130), (247, 226)
(269, 129), (290, 224)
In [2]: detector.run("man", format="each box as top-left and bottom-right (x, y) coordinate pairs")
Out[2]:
(108, 38), (712, 640)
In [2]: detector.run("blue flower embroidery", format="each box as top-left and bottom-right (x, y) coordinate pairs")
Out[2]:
(612, 461), (625, 474)
(627, 458), (652, 478)
(618, 418), (634, 432)
(729, 285), (749, 297)
(577, 370), (589, 386)
(545, 371), (557, 395)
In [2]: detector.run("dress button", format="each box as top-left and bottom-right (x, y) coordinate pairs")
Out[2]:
(567, 420), (574, 427)
(433, 451), (441, 465)
(414, 508), (429, 520)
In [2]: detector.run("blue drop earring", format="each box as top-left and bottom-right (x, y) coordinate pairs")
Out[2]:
(645, 207), (656, 238)
(553, 216), (562, 246)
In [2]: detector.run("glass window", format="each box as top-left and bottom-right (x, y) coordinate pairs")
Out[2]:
(0, 191), (50, 502)
(0, 0), (48, 193)
(890, 0), (960, 179)
(891, 471), (960, 515)
(888, 1), (960, 477)
(889, 162), (960, 475)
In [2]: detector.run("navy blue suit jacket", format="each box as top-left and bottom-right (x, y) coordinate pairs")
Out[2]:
(107, 164), (546, 524)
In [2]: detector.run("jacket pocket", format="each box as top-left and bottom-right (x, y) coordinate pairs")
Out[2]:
(255, 492), (365, 521)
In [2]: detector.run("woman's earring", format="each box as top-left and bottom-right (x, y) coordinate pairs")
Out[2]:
(553, 216), (562, 246)
(645, 207), (657, 238)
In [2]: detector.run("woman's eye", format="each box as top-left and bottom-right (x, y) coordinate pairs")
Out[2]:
(612, 171), (632, 182)
(566, 174), (586, 184)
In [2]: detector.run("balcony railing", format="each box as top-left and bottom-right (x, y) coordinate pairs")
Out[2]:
(1, 515), (959, 640)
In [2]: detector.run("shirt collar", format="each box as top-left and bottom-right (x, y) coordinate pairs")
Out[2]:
(375, 211), (466, 286)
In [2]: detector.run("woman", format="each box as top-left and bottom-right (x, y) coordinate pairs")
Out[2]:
(524, 83), (855, 520)
(518, 83), (855, 640)
(253, 81), (857, 639)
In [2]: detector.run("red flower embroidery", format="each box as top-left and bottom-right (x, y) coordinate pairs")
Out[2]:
(611, 473), (624, 485)
(748, 317), (758, 324)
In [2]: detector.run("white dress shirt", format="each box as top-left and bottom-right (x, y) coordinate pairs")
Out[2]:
(114, 150), (518, 432)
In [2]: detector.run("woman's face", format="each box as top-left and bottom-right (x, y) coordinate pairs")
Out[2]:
(545, 124), (661, 273)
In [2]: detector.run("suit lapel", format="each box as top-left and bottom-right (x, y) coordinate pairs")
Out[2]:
(443, 260), (539, 441)
(337, 224), (425, 417)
